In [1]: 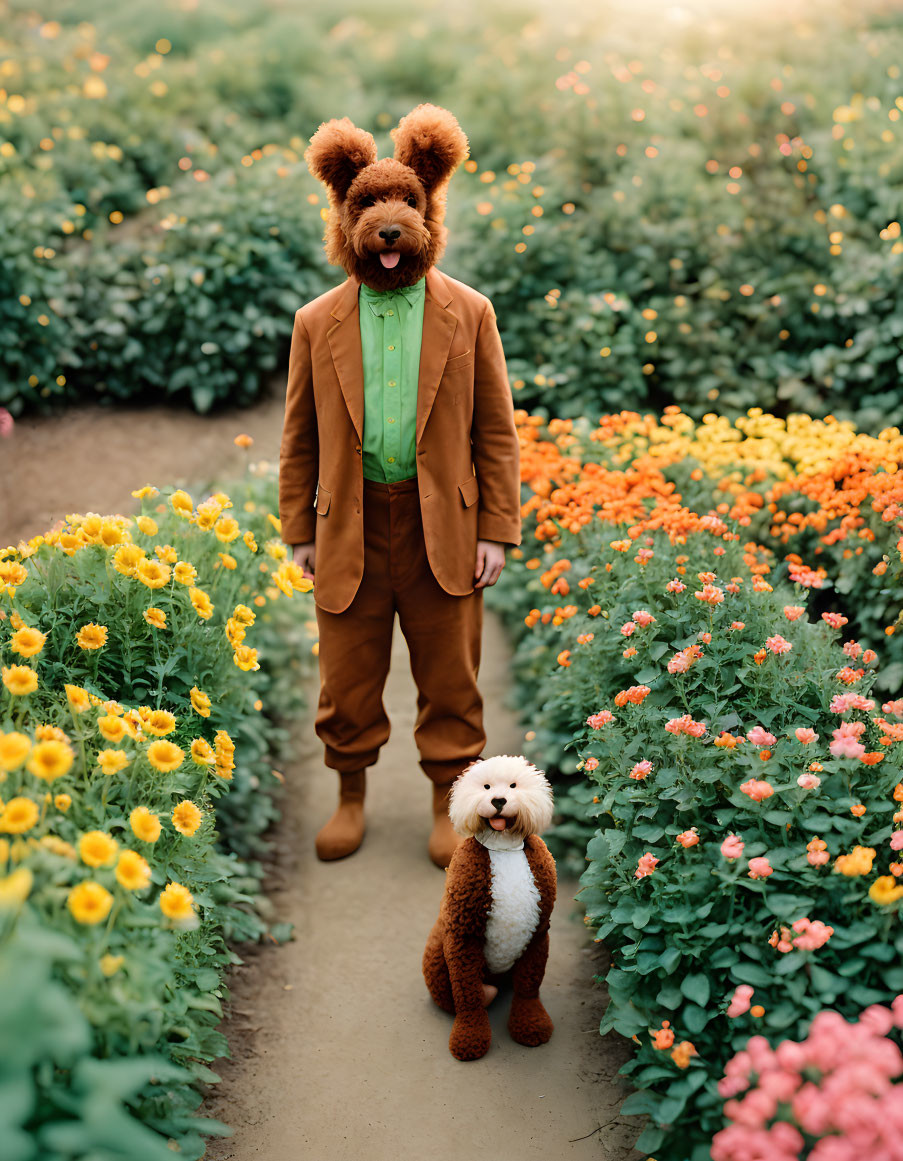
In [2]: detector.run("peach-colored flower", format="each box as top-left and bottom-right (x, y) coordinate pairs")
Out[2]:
(740, 779), (774, 803)
(795, 727), (818, 744)
(748, 856), (773, 880)
(721, 834), (745, 860)
(635, 852), (659, 879)
(676, 828), (700, 848)
(766, 634), (792, 655)
(651, 1020), (674, 1049)
(727, 985), (754, 1017)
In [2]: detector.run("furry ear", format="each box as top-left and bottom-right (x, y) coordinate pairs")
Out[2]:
(304, 116), (378, 202)
(390, 103), (469, 194)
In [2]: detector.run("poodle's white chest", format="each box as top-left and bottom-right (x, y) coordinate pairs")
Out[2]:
(483, 849), (541, 974)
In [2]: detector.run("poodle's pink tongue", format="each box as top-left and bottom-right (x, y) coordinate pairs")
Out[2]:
(489, 817), (507, 831)
(380, 251), (400, 268)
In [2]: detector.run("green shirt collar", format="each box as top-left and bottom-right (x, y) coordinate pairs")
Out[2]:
(360, 274), (426, 317)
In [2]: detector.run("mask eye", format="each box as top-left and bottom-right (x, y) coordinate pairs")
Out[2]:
(510, 783), (516, 788)
(484, 784), (490, 790)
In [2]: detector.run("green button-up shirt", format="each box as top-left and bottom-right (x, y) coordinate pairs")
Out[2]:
(358, 274), (426, 482)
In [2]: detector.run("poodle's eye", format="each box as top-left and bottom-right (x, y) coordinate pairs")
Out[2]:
(406, 194), (417, 207)
(510, 783), (517, 788)
(484, 784), (490, 790)
(359, 194), (376, 208)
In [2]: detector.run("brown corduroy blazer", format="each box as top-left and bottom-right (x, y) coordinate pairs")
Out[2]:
(278, 265), (523, 614)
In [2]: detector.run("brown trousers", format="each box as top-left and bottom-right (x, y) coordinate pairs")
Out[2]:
(314, 475), (486, 786)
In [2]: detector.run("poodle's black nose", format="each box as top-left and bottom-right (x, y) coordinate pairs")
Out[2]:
(379, 227), (401, 244)
(491, 797), (507, 812)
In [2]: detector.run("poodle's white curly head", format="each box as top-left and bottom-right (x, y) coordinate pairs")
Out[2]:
(448, 754), (554, 839)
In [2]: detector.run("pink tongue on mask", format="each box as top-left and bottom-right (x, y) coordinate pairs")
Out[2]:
(489, 817), (507, 831)
(380, 251), (401, 269)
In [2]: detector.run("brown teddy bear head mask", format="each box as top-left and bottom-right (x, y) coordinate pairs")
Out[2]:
(304, 102), (469, 292)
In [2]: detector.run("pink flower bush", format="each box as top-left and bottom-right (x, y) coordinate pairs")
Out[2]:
(629, 759), (653, 780)
(843, 640), (863, 659)
(583, 756), (599, 771)
(883, 699), (903, 716)
(620, 621), (636, 637)
(797, 773), (821, 790)
(891, 831), (903, 852)
(821, 611), (849, 628)
(730, 620), (745, 630)
(746, 726), (777, 747)
(766, 634), (793, 654)
(635, 852), (659, 879)
(666, 578), (686, 593)
(794, 727), (818, 744)
(631, 609), (656, 626)
(587, 709), (615, 729)
(748, 857), (773, 880)
(740, 779), (775, 803)
(695, 583), (725, 605)
(783, 605), (806, 621)
(712, 1000), (903, 1161)
(676, 827), (700, 848)
(665, 713), (707, 737)
(721, 834), (745, 860)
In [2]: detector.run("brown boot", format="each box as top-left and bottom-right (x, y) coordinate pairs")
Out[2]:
(428, 781), (464, 870)
(315, 769), (366, 861)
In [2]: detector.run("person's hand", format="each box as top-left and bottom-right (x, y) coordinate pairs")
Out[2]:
(292, 542), (316, 581)
(474, 540), (506, 589)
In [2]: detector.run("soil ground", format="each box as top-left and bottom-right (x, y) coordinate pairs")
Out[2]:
(200, 609), (640, 1161)
(0, 387), (641, 1161)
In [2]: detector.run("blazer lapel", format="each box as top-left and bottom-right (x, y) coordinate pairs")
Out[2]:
(326, 266), (457, 447)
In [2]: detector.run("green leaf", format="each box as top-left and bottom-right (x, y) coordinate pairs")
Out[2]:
(680, 973), (711, 1008)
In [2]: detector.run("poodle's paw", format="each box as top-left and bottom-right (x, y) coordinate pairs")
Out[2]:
(508, 996), (553, 1047)
(449, 1011), (492, 1061)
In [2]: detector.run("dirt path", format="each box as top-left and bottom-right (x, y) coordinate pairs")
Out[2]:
(0, 385), (287, 548)
(0, 387), (639, 1161)
(201, 609), (639, 1161)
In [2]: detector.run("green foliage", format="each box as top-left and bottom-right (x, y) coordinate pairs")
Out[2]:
(5, 1), (903, 423)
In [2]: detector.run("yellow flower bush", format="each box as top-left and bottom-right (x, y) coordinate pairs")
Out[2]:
(0, 460), (317, 1158)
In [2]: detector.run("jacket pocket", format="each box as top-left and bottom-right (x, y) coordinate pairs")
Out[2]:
(458, 475), (479, 508)
(315, 485), (331, 516)
(443, 349), (473, 373)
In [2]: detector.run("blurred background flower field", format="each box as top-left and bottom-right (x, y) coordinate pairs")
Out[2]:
(4, 0), (903, 1157)
(3, 0), (903, 425)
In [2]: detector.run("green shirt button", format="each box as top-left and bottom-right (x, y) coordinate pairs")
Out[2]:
(388, 380), (396, 386)
(387, 309), (394, 316)
(387, 456), (395, 463)
(387, 344), (395, 350)
(388, 417), (395, 423)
